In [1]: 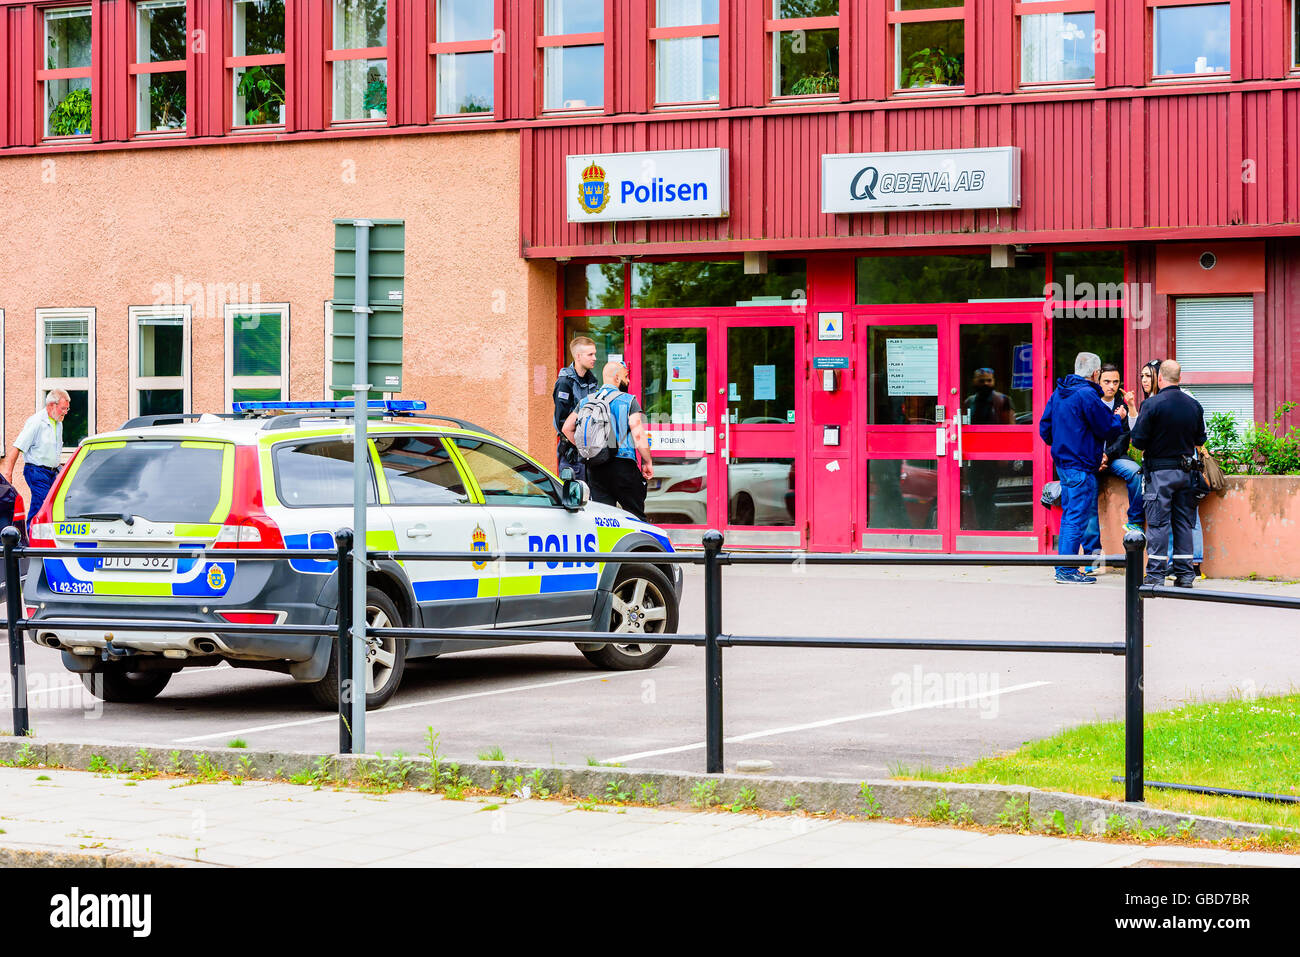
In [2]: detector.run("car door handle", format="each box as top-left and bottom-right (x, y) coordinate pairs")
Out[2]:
(504, 523), (527, 536)
(405, 525), (433, 539)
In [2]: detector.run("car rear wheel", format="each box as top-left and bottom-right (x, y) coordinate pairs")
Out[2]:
(79, 665), (172, 704)
(310, 586), (407, 710)
(579, 564), (676, 671)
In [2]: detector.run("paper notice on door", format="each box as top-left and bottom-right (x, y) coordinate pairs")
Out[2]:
(886, 338), (939, 396)
(671, 390), (693, 424)
(728, 382), (740, 401)
(667, 342), (696, 390)
(753, 364), (776, 401)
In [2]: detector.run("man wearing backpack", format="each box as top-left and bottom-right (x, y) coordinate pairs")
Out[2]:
(561, 361), (654, 520)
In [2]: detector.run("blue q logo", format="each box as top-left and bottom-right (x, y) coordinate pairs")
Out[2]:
(579, 161), (611, 214)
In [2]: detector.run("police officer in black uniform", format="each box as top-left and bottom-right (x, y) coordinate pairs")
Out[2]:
(1130, 359), (1207, 587)
(553, 335), (599, 482)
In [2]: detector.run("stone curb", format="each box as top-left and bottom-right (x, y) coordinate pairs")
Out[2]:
(1, 737), (1292, 844)
(0, 843), (200, 868)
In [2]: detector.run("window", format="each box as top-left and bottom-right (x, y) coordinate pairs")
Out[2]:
(273, 441), (377, 508)
(1019, 1), (1095, 85)
(1152, 3), (1229, 79)
(232, 0), (287, 128)
(449, 438), (561, 507)
(1294, 3), (1300, 72)
(891, 0), (965, 92)
(632, 260), (808, 307)
(330, 0), (388, 122)
(769, 0), (840, 98)
(225, 303), (289, 409)
(41, 6), (93, 138)
(653, 0), (720, 105)
(62, 442), (227, 524)
(373, 435), (470, 505)
(1175, 296), (1255, 430)
(431, 0), (496, 116)
(36, 308), (94, 448)
(540, 0), (605, 110)
(856, 253), (1046, 304)
(129, 305), (190, 418)
(133, 0), (187, 133)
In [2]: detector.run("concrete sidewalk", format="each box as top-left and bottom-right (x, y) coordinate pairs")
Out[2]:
(0, 767), (1294, 868)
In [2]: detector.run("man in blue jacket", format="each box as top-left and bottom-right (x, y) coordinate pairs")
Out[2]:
(1039, 353), (1136, 583)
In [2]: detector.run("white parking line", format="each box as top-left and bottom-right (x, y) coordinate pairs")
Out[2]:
(601, 680), (1053, 764)
(173, 666), (678, 744)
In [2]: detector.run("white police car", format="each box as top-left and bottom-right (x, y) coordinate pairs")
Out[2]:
(24, 401), (682, 708)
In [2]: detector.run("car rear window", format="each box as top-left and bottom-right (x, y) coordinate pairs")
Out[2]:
(61, 442), (227, 524)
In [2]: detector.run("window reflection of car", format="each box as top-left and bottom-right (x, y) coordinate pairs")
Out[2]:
(646, 457), (794, 526)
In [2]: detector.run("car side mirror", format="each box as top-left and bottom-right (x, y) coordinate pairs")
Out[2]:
(562, 475), (590, 511)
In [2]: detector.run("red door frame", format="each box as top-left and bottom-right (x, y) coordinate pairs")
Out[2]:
(855, 302), (1047, 553)
(627, 307), (806, 544)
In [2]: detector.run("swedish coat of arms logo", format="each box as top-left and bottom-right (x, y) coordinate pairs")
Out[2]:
(578, 161), (611, 214)
(207, 564), (227, 590)
(471, 525), (489, 571)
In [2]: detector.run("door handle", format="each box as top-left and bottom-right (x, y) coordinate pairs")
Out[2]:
(405, 524), (433, 539)
(504, 523), (527, 536)
(952, 411), (963, 465)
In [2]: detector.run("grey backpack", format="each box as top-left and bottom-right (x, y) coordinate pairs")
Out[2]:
(574, 390), (618, 465)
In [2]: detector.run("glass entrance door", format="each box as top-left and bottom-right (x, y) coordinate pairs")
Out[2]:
(860, 307), (1045, 552)
(632, 314), (803, 544)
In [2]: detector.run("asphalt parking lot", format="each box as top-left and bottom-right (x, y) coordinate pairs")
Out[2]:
(3, 565), (1298, 780)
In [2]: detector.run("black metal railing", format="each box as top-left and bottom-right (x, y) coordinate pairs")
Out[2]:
(3, 523), (1294, 803)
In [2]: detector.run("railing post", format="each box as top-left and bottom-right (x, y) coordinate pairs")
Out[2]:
(703, 529), (724, 774)
(3, 526), (29, 738)
(334, 528), (354, 755)
(1123, 527), (1147, 803)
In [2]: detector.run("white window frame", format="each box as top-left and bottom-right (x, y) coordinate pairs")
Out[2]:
(1174, 295), (1255, 431)
(36, 307), (95, 450)
(225, 302), (290, 410)
(128, 304), (192, 419)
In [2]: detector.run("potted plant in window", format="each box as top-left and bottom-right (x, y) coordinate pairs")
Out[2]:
(148, 82), (185, 131)
(900, 47), (964, 89)
(790, 73), (839, 96)
(363, 77), (387, 119)
(236, 66), (286, 126)
(49, 87), (92, 136)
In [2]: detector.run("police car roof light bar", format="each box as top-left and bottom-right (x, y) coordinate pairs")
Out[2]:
(231, 399), (428, 414)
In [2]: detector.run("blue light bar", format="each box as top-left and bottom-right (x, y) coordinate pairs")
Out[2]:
(232, 399), (427, 413)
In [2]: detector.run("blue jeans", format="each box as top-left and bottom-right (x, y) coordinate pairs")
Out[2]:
(23, 463), (58, 533)
(1081, 457), (1145, 556)
(1056, 468), (1098, 577)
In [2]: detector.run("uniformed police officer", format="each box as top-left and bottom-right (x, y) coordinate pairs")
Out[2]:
(1129, 359), (1207, 588)
(0, 388), (71, 533)
(553, 336), (599, 482)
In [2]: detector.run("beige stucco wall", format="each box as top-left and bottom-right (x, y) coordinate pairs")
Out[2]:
(0, 130), (557, 497)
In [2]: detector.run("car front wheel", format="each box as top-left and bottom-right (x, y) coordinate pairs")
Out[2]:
(579, 564), (676, 670)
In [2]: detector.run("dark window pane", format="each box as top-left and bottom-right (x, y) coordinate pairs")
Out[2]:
(231, 311), (282, 377)
(866, 325), (939, 425)
(775, 29), (839, 97)
(62, 441), (225, 523)
(138, 1), (187, 63)
(139, 389), (184, 416)
(961, 459), (1033, 531)
(374, 435), (469, 505)
(564, 263), (625, 309)
(235, 0), (286, 56)
(727, 327), (795, 424)
(563, 315), (625, 371)
(274, 441), (376, 507)
(959, 323), (1033, 424)
(234, 64), (286, 126)
(898, 19), (965, 88)
(139, 321), (183, 377)
(867, 459), (938, 529)
(773, 0), (839, 16)
(856, 254), (1046, 304)
(1051, 313), (1123, 386)
(139, 69), (186, 131)
(63, 390), (89, 448)
(633, 259), (806, 308)
(1052, 250), (1125, 297)
(728, 458), (794, 526)
(450, 438), (559, 506)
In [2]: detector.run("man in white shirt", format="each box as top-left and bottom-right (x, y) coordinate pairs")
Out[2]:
(1, 389), (72, 532)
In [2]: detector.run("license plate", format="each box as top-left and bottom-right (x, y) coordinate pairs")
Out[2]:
(100, 555), (176, 573)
